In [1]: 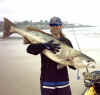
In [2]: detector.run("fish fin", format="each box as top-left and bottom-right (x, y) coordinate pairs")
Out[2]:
(68, 65), (76, 70)
(27, 26), (42, 32)
(3, 18), (16, 39)
(27, 26), (52, 36)
(23, 37), (30, 44)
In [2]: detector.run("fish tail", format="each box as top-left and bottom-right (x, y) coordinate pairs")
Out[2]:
(2, 18), (16, 39)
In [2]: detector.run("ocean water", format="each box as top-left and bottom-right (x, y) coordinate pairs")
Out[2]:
(45, 26), (100, 49)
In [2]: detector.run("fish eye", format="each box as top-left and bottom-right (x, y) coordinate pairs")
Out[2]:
(87, 60), (91, 62)
(66, 57), (73, 61)
(66, 59), (70, 61)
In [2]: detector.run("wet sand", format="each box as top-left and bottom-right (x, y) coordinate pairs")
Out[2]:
(0, 39), (100, 95)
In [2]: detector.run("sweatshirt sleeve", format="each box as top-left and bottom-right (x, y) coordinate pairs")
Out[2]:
(59, 37), (73, 48)
(27, 43), (45, 55)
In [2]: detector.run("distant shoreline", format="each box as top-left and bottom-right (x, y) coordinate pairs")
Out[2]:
(0, 20), (96, 31)
(0, 25), (96, 32)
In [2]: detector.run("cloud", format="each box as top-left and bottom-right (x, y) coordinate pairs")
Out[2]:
(0, 0), (100, 25)
(0, 0), (6, 3)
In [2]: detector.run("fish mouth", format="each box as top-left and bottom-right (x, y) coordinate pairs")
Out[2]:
(83, 60), (96, 68)
(87, 61), (96, 68)
(72, 56), (96, 69)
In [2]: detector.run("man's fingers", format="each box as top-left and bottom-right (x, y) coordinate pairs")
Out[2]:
(54, 44), (60, 46)
(52, 51), (56, 54)
(55, 49), (59, 52)
(49, 40), (54, 43)
(56, 46), (60, 49)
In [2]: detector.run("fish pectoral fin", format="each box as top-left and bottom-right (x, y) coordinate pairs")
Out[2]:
(68, 65), (76, 70)
(23, 37), (31, 44)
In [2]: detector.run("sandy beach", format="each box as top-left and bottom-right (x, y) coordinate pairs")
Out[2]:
(0, 38), (100, 95)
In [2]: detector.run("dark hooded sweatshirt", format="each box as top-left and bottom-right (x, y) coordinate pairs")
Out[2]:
(27, 37), (73, 82)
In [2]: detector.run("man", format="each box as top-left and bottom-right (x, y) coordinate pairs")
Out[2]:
(27, 17), (76, 95)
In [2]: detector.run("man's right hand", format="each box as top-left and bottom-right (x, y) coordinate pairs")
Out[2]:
(43, 40), (60, 54)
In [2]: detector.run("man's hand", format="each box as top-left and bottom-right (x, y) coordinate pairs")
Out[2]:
(43, 40), (60, 54)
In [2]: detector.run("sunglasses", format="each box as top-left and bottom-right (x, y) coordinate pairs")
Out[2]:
(49, 24), (62, 27)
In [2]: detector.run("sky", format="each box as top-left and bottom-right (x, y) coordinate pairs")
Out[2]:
(0, 0), (100, 26)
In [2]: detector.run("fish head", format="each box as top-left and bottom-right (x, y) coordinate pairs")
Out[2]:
(72, 53), (96, 69)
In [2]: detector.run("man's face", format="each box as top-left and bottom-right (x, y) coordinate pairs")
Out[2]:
(50, 25), (63, 35)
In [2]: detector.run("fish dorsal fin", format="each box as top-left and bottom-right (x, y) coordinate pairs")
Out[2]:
(23, 37), (30, 44)
(27, 26), (52, 36)
(27, 26), (42, 32)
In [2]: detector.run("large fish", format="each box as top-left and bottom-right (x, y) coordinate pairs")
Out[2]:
(2, 18), (96, 69)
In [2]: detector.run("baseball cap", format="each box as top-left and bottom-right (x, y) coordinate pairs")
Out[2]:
(49, 17), (63, 26)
